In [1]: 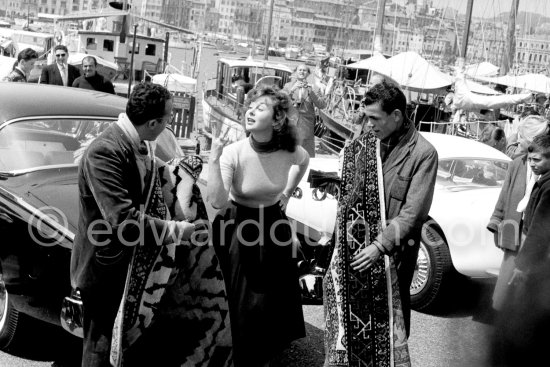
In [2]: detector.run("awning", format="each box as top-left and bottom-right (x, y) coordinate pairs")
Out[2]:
(367, 51), (453, 91)
(476, 73), (550, 94)
(464, 62), (499, 78)
(152, 73), (197, 93)
(463, 79), (501, 95)
(452, 75), (531, 111)
(345, 52), (389, 71)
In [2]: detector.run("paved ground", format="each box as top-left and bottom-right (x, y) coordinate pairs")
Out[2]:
(0, 277), (496, 366)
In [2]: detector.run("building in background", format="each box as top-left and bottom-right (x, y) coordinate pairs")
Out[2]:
(516, 35), (550, 74)
(0, 0), (8, 17)
(2, 0), (548, 76)
(160, 0), (190, 29)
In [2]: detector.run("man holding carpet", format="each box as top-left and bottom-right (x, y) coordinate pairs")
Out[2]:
(323, 80), (438, 366)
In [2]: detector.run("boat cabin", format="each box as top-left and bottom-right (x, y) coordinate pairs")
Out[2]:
(73, 30), (165, 80)
(0, 29), (54, 58)
(214, 57), (293, 106)
(201, 57), (293, 143)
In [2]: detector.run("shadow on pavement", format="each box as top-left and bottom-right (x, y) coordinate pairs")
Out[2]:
(6, 317), (82, 366)
(272, 322), (325, 367)
(418, 275), (496, 325)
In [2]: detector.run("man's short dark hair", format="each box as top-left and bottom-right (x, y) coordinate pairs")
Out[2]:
(82, 56), (97, 66)
(126, 82), (172, 126)
(528, 133), (550, 158)
(54, 44), (68, 54)
(17, 48), (38, 62)
(363, 80), (407, 118)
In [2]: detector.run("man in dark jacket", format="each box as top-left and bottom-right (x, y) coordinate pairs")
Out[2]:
(2, 48), (38, 82)
(349, 80), (438, 336)
(70, 82), (195, 367)
(40, 44), (80, 86)
(72, 56), (115, 94)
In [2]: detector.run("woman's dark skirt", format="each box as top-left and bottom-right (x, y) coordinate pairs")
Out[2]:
(212, 201), (306, 367)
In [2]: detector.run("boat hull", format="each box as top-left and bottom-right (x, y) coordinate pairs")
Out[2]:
(201, 95), (246, 143)
(317, 109), (359, 154)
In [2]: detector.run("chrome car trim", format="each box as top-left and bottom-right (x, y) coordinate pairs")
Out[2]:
(0, 115), (117, 130)
(5, 163), (77, 176)
(60, 289), (84, 338)
(0, 186), (75, 242)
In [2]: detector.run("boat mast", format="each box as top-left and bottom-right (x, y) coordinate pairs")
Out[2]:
(373, 0), (386, 53)
(500, 0), (520, 76)
(263, 0), (274, 60)
(456, 0), (474, 70)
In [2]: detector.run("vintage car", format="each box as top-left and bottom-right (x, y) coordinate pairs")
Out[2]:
(286, 132), (511, 310)
(0, 83), (126, 350)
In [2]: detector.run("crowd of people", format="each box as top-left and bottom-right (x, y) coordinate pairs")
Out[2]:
(2, 47), (550, 367)
(63, 74), (437, 367)
(2, 45), (114, 93)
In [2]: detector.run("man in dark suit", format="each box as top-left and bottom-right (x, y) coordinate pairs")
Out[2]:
(40, 44), (80, 86)
(70, 82), (196, 367)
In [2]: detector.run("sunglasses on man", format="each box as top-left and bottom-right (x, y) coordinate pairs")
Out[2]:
(55, 53), (67, 57)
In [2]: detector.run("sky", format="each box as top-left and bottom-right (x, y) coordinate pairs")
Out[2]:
(394, 0), (550, 19)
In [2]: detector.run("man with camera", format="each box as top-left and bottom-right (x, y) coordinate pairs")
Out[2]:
(283, 63), (327, 157)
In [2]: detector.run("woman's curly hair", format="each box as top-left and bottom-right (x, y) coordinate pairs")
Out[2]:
(245, 86), (298, 152)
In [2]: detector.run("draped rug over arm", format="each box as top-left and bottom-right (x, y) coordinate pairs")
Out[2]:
(323, 132), (411, 367)
(110, 155), (232, 367)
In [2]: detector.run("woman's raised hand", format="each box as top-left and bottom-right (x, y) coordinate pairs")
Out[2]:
(210, 124), (230, 162)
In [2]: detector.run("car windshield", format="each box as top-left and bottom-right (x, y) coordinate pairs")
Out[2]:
(437, 158), (509, 188)
(0, 119), (113, 172)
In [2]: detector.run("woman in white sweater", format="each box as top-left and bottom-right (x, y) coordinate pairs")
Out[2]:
(207, 86), (310, 367)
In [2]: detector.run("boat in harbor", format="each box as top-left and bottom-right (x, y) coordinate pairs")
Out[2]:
(314, 0), (537, 154)
(57, 14), (167, 83)
(201, 55), (293, 142)
(317, 50), (457, 153)
(35, 6), (205, 100)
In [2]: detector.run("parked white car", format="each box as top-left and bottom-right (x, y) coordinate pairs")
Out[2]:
(286, 132), (511, 310)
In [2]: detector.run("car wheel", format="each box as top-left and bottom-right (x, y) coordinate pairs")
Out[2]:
(0, 276), (20, 350)
(410, 222), (454, 311)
